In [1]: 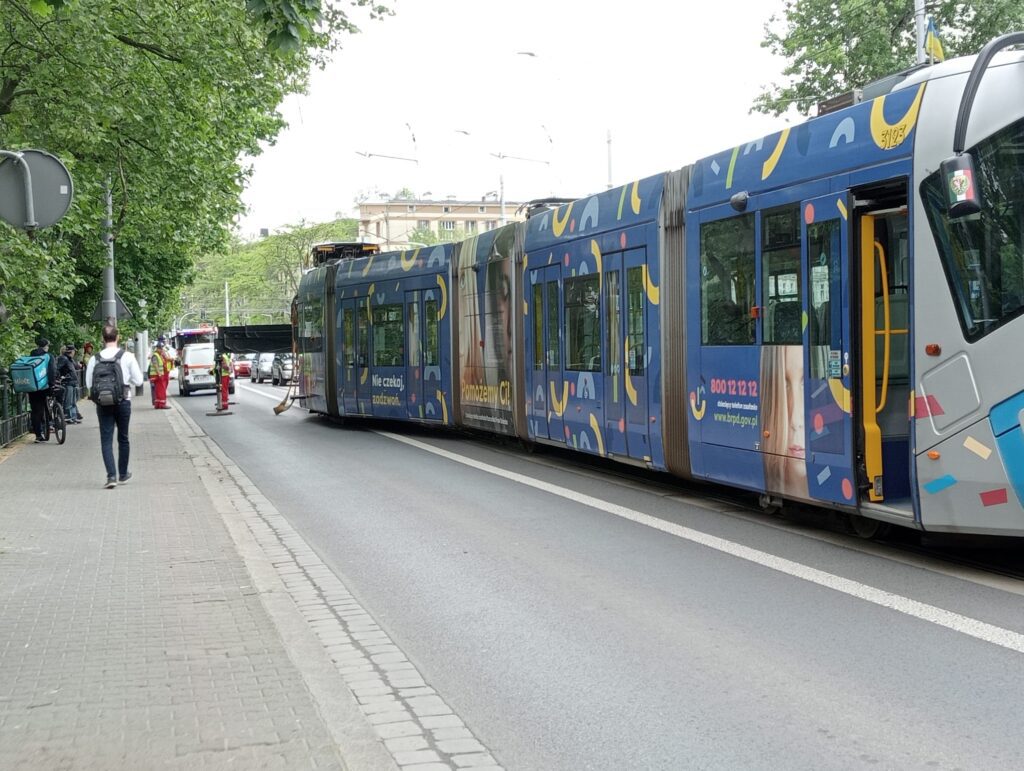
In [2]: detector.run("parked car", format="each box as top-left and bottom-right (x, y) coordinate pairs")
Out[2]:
(250, 353), (275, 383)
(179, 343), (234, 397)
(271, 353), (295, 386)
(233, 354), (251, 378)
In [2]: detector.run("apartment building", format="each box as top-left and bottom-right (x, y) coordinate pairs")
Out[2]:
(357, 196), (525, 248)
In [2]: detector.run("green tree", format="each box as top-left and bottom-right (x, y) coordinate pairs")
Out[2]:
(0, 0), (383, 365)
(754, 1), (1024, 116)
(185, 219), (357, 326)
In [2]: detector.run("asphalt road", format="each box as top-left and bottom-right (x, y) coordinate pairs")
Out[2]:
(178, 381), (1024, 770)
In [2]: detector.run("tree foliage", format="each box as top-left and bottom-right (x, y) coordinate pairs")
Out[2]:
(186, 219), (358, 327)
(754, 1), (1024, 116)
(0, 0), (383, 366)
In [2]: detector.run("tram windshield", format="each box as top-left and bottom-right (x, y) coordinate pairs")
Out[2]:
(922, 117), (1024, 341)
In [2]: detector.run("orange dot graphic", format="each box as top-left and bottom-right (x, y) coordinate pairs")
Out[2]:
(618, 418), (625, 433)
(841, 478), (854, 500)
(804, 203), (815, 225)
(620, 232), (627, 249)
(813, 412), (824, 434)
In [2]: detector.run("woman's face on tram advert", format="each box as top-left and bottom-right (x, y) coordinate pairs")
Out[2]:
(760, 344), (808, 499)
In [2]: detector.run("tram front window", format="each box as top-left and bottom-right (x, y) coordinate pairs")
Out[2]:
(922, 117), (1024, 341)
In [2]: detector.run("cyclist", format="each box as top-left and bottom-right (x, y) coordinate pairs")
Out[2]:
(28, 337), (58, 443)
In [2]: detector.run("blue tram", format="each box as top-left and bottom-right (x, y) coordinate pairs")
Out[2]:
(296, 36), (1024, 537)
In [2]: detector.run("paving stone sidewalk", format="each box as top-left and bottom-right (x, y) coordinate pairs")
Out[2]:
(0, 404), (349, 769)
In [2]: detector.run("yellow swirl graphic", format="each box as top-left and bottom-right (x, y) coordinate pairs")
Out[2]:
(435, 274), (447, 320)
(762, 128), (790, 181)
(360, 367), (368, 385)
(361, 253), (375, 277)
(870, 84), (925, 150)
(625, 337), (638, 406)
(689, 391), (706, 421)
(617, 186), (627, 220)
(642, 264), (659, 306)
(401, 248), (420, 272)
(630, 181), (641, 215)
(522, 254), (529, 316)
(552, 203), (574, 237)
(829, 378), (851, 414)
(726, 146), (740, 189)
(589, 413), (605, 456)
(836, 199), (848, 220)
(549, 380), (569, 417)
(436, 389), (448, 423)
(591, 240), (603, 289)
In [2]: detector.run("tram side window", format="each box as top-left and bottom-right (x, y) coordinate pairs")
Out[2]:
(546, 281), (560, 369)
(424, 300), (439, 366)
(701, 214), (756, 345)
(342, 308), (354, 366)
(533, 283), (544, 370)
(762, 206), (802, 345)
(302, 295), (324, 353)
(565, 275), (601, 371)
(605, 271), (621, 375)
(372, 304), (404, 366)
(627, 267), (645, 375)
(407, 293), (421, 367)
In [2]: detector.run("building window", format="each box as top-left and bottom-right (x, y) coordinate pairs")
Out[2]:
(479, 206), (486, 213)
(486, 220), (498, 231)
(406, 204), (416, 213)
(465, 220), (477, 233)
(417, 220), (430, 230)
(443, 205), (452, 213)
(440, 220), (456, 231)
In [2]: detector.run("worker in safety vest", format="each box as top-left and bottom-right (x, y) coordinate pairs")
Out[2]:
(148, 338), (173, 409)
(214, 350), (232, 410)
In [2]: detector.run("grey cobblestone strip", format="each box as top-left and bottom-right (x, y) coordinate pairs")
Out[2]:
(0, 407), (346, 770)
(169, 406), (504, 771)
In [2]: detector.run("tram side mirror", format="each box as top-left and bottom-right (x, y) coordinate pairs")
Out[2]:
(940, 153), (983, 218)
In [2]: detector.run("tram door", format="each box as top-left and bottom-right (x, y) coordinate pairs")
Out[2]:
(340, 297), (369, 415)
(603, 249), (649, 458)
(528, 265), (564, 442)
(801, 193), (857, 506)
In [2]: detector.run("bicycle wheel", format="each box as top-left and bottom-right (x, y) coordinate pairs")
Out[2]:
(51, 401), (67, 445)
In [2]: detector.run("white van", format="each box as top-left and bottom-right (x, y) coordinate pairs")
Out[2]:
(178, 343), (234, 397)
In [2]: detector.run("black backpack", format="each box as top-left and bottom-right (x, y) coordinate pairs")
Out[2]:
(90, 350), (126, 406)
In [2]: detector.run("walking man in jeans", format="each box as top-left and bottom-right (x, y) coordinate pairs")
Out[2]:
(85, 324), (145, 489)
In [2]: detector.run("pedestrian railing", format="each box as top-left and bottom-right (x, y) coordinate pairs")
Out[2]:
(0, 372), (30, 448)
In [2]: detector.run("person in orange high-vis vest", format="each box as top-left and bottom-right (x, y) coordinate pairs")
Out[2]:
(149, 339), (173, 409)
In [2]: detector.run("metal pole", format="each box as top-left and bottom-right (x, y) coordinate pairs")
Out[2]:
(0, 151), (37, 229)
(915, 0), (927, 65)
(224, 281), (230, 326)
(135, 331), (148, 396)
(500, 173), (506, 225)
(102, 177), (116, 324)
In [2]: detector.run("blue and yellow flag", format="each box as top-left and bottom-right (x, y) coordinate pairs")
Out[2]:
(925, 17), (945, 62)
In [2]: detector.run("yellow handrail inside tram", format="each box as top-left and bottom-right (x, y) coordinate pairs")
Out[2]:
(875, 240), (891, 415)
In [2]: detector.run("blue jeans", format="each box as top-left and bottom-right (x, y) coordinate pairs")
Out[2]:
(97, 400), (132, 479)
(63, 381), (80, 420)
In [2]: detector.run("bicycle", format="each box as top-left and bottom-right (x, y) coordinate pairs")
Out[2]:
(45, 383), (67, 445)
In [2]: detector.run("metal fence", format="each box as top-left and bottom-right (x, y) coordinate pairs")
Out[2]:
(0, 373), (31, 448)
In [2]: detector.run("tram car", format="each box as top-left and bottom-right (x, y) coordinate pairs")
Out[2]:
(295, 34), (1024, 537)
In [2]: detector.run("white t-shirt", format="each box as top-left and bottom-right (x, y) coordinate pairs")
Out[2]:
(85, 346), (146, 400)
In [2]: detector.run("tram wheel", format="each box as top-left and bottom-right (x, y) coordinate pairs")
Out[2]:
(848, 514), (891, 540)
(758, 493), (782, 515)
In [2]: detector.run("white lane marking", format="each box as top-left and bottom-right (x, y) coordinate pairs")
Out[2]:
(237, 383), (287, 402)
(380, 431), (1024, 655)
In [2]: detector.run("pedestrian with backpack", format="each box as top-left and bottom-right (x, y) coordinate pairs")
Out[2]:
(85, 324), (145, 489)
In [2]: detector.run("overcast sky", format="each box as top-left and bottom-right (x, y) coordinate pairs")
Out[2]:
(238, 0), (795, 236)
